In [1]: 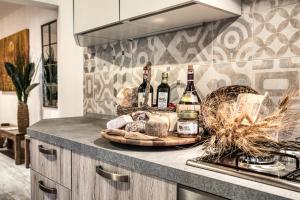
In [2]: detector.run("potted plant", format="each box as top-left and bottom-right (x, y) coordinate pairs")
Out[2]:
(4, 47), (39, 134)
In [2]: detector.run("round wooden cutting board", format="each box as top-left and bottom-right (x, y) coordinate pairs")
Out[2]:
(101, 132), (201, 146)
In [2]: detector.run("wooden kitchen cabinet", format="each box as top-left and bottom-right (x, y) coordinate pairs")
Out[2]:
(120, 0), (241, 21)
(120, 0), (189, 20)
(30, 139), (71, 189)
(73, 0), (119, 34)
(72, 152), (177, 200)
(31, 170), (71, 200)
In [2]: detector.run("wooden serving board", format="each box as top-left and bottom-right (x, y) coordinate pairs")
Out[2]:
(101, 132), (200, 146)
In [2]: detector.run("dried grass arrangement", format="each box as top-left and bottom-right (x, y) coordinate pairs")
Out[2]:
(201, 86), (300, 161)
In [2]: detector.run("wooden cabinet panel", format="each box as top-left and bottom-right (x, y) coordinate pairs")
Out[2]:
(71, 151), (97, 200)
(94, 161), (131, 200)
(74, 0), (119, 34)
(31, 170), (71, 200)
(72, 152), (177, 200)
(30, 139), (71, 189)
(120, 0), (190, 20)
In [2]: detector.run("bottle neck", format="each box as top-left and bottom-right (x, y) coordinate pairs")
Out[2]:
(161, 77), (168, 84)
(143, 72), (148, 83)
(187, 72), (195, 89)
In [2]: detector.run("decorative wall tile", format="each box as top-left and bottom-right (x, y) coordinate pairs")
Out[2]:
(213, 61), (253, 86)
(95, 44), (114, 67)
(243, 0), (300, 14)
(83, 47), (96, 73)
(154, 23), (213, 65)
(253, 0), (277, 11)
(242, 0), (254, 14)
(94, 72), (114, 102)
(277, 0), (300, 7)
(96, 100), (115, 115)
(83, 98), (97, 114)
(84, 74), (94, 98)
(111, 41), (132, 68)
(213, 14), (253, 62)
(83, 0), (300, 115)
(253, 3), (300, 59)
(253, 57), (300, 109)
(132, 36), (155, 68)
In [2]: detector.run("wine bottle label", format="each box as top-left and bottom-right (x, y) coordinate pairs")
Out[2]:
(157, 92), (168, 109)
(180, 91), (199, 103)
(177, 121), (198, 135)
(177, 104), (201, 113)
(138, 92), (152, 107)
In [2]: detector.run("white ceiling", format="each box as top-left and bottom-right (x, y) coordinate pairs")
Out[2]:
(0, 1), (22, 20)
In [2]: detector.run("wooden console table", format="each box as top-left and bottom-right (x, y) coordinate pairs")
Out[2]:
(0, 127), (25, 165)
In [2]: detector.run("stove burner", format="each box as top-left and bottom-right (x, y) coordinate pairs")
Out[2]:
(237, 155), (285, 172)
(187, 152), (300, 192)
(239, 155), (276, 165)
(280, 148), (300, 157)
(240, 161), (285, 172)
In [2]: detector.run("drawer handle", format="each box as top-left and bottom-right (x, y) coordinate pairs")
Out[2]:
(38, 145), (56, 156)
(38, 181), (57, 195)
(96, 166), (129, 183)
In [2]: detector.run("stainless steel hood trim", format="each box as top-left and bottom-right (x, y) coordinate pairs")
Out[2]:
(186, 159), (300, 193)
(127, 0), (240, 23)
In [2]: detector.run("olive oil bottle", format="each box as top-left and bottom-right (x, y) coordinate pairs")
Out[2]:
(156, 72), (170, 109)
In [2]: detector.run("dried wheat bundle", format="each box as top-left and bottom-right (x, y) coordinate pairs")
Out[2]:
(202, 90), (300, 161)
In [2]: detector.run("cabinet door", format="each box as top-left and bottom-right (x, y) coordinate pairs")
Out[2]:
(120, 0), (190, 20)
(74, 0), (119, 34)
(72, 152), (177, 200)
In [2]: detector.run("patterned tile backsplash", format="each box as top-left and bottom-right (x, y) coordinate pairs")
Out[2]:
(83, 0), (300, 115)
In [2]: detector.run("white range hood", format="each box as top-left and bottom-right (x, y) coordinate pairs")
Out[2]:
(74, 0), (241, 47)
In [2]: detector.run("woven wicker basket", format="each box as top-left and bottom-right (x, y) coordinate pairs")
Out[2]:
(201, 85), (258, 132)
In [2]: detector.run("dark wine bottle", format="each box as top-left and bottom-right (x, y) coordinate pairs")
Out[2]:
(138, 66), (153, 107)
(156, 72), (170, 109)
(179, 65), (201, 105)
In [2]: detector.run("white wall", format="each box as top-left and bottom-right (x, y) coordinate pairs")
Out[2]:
(0, 5), (58, 125)
(0, 0), (83, 125)
(56, 0), (83, 118)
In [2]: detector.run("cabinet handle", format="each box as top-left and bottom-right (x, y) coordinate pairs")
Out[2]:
(38, 181), (57, 195)
(38, 145), (56, 156)
(96, 165), (129, 183)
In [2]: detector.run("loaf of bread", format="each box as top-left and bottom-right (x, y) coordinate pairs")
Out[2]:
(117, 87), (138, 107)
(145, 115), (169, 138)
(131, 111), (151, 121)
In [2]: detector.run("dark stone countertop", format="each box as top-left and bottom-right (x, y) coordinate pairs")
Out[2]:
(28, 116), (299, 200)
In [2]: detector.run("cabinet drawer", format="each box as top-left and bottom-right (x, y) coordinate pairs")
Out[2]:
(31, 170), (71, 200)
(72, 152), (177, 200)
(30, 139), (71, 189)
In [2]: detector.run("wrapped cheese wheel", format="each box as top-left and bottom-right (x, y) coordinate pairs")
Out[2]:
(106, 115), (133, 129)
(145, 115), (169, 138)
(160, 112), (178, 132)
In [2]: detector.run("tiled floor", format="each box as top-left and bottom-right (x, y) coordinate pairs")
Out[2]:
(0, 148), (30, 200)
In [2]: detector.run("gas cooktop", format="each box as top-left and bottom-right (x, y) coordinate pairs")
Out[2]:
(187, 148), (300, 192)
